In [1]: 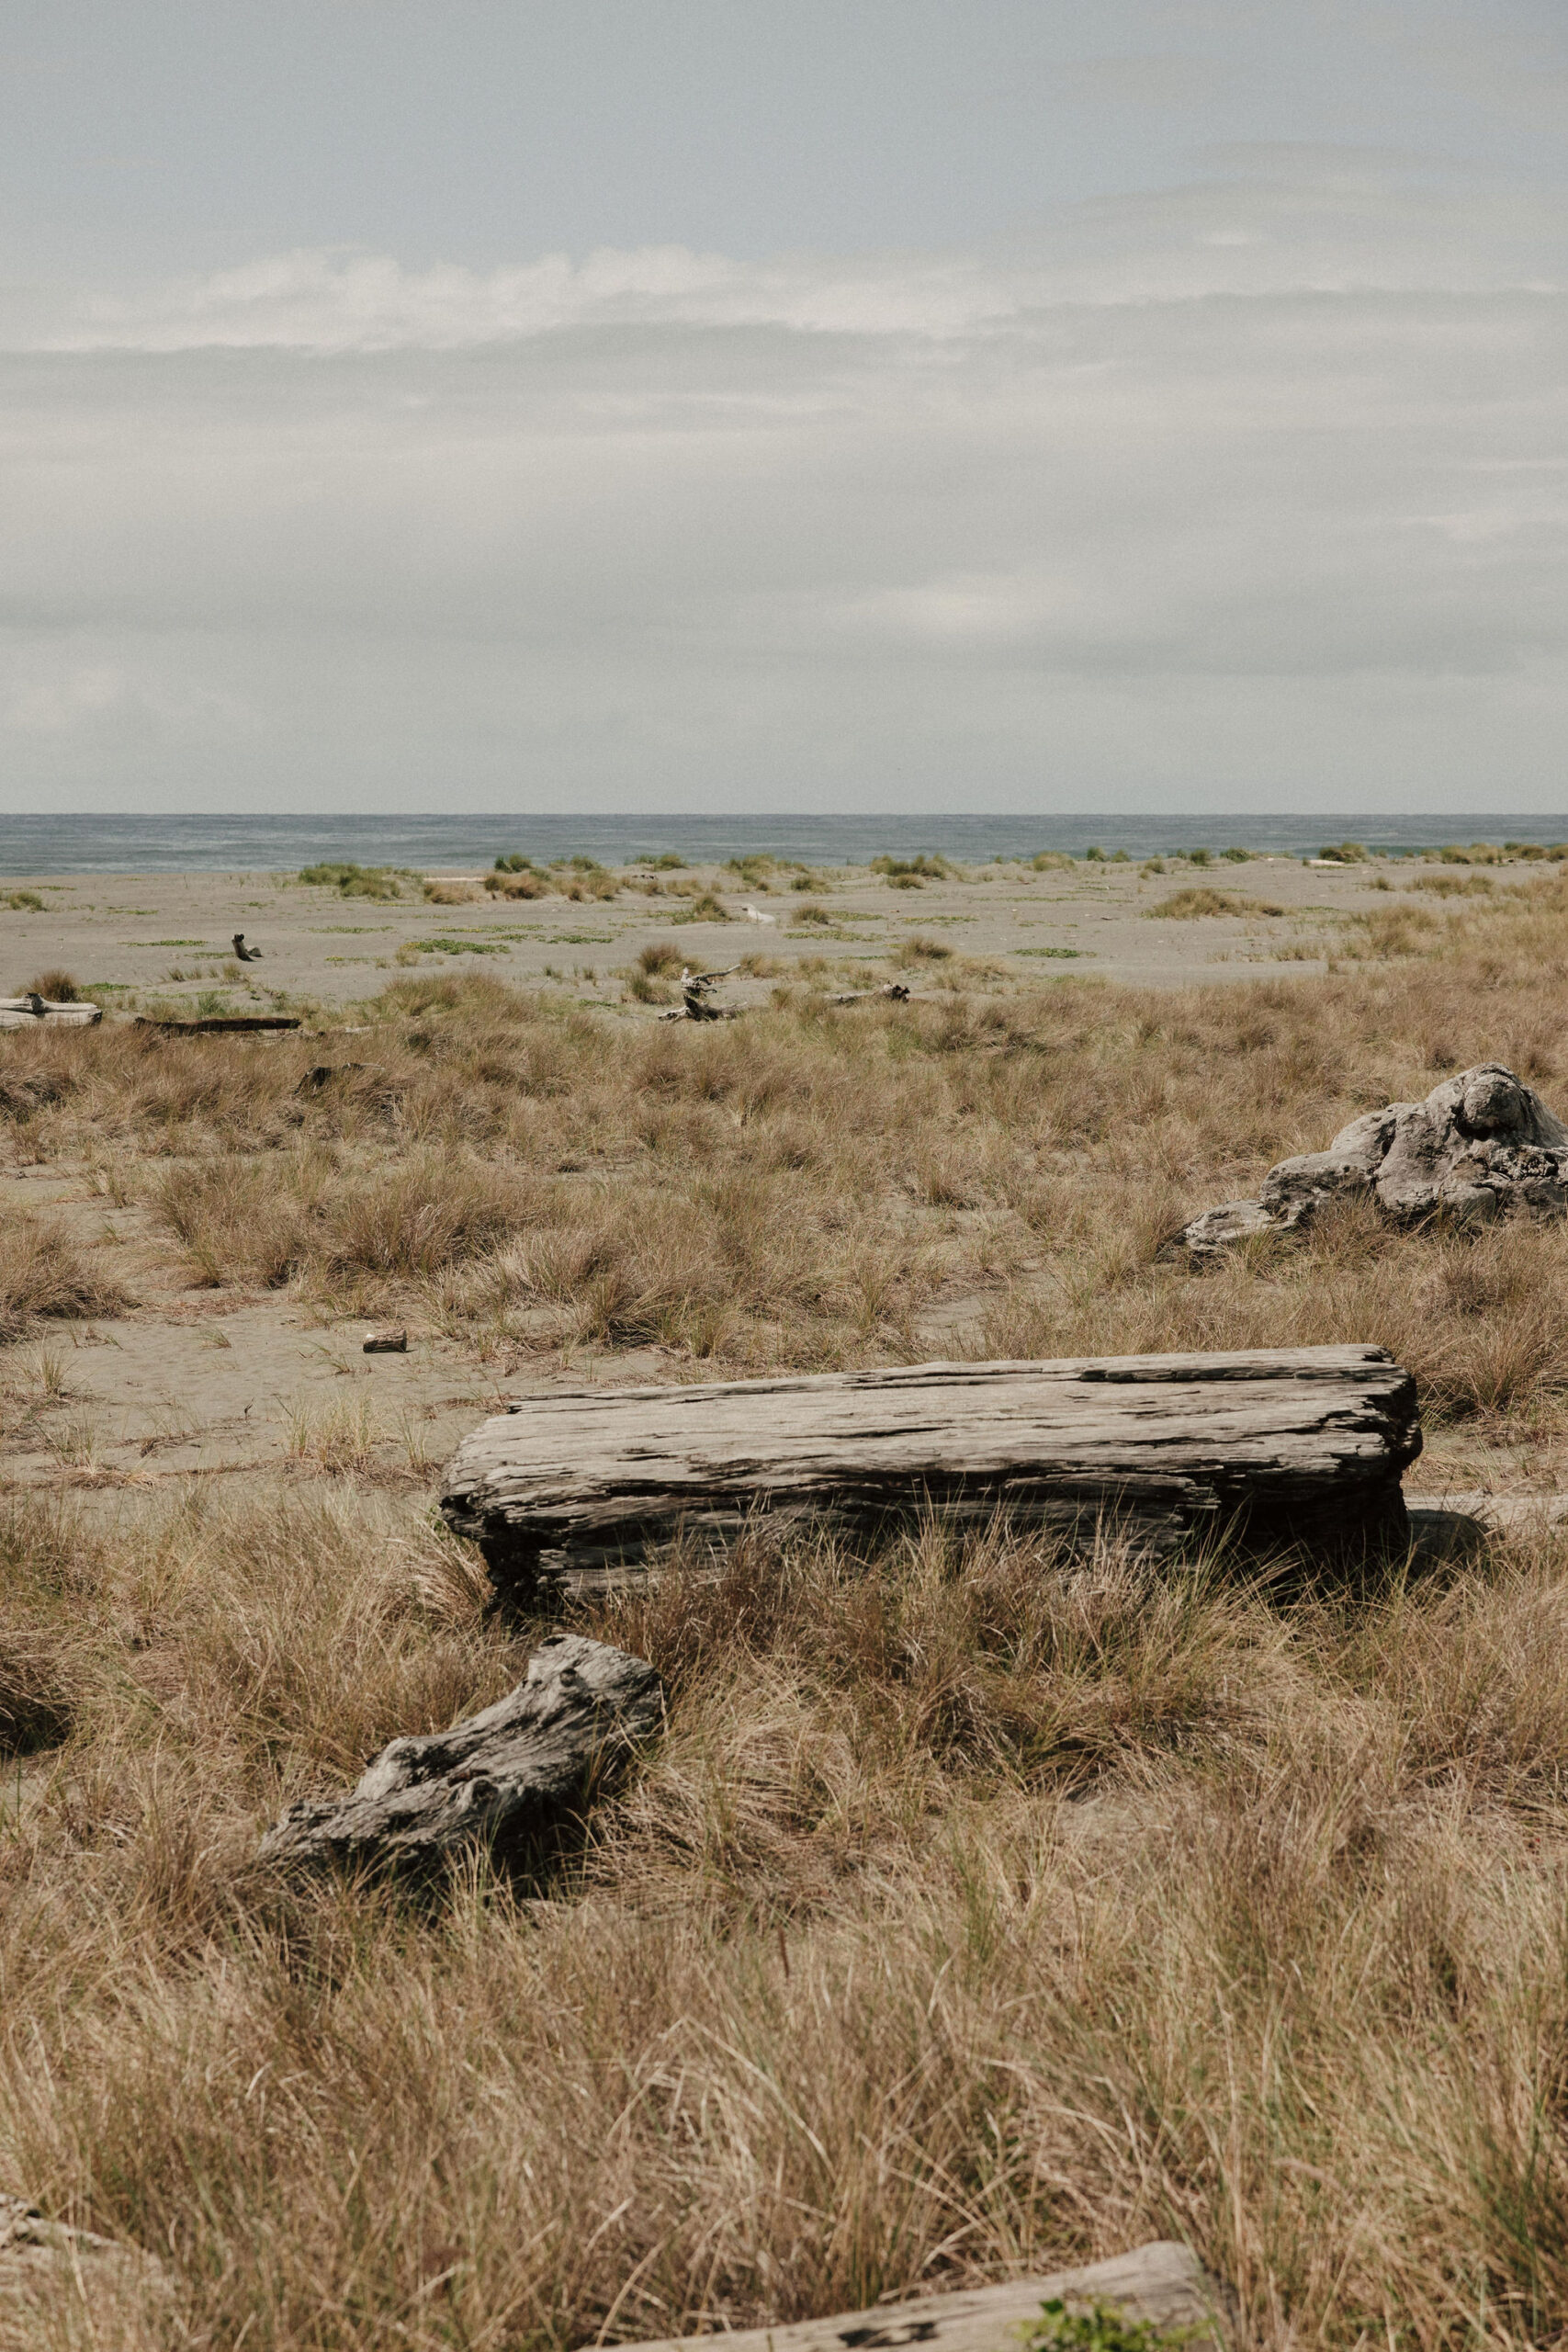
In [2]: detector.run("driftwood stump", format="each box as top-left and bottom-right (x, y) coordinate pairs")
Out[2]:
(1166, 1063), (1568, 1262)
(259, 1634), (663, 1871)
(442, 1345), (1422, 1598)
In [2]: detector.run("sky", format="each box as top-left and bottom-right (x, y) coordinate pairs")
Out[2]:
(2, 2), (1565, 814)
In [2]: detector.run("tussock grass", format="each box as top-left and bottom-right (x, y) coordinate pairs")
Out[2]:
(7, 1492), (1568, 2346)
(1145, 888), (1283, 921)
(16, 876), (1568, 2340)
(0, 1210), (129, 1343)
(11, 885), (1568, 1403)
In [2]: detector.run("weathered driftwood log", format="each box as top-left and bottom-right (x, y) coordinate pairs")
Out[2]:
(0, 995), (101, 1029)
(1166, 1064), (1568, 1263)
(259, 1634), (663, 1871)
(442, 1346), (1421, 1595)
(612, 2240), (1229, 2352)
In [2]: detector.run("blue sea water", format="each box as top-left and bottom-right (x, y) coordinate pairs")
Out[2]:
(2, 811), (1565, 876)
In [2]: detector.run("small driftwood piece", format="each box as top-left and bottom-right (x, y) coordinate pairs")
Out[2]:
(0, 994), (101, 1030)
(613, 2240), (1228, 2352)
(363, 1324), (408, 1352)
(830, 981), (911, 1005)
(259, 1634), (663, 1871)
(659, 965), (742, 1021)
(134, 1013), (301, 1035)
(231, 932), (263, 960)
(1, 2190), (167, 2302)
(442, 1345), (1421, 1596)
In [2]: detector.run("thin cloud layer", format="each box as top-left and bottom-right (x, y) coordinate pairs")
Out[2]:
(4, 165), (1565, 810)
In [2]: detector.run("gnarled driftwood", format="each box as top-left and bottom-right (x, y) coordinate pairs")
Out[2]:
(259, 1634), (663, 1871)
(1166, 1064), (1568, 1263)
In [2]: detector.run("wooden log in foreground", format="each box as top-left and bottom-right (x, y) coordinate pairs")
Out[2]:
(613, 2241), (1228, 2352)
(442, 1345), (1421, 1594)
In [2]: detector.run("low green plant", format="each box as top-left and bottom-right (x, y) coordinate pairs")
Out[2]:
(1017, 2296), (1196, 2352)
(3, 889), (44, 912)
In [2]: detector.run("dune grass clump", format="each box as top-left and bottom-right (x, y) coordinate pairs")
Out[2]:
(0, 1210), (129, 1342)
(298, 861), (412, 900)
(1146, 888), (1248, 920)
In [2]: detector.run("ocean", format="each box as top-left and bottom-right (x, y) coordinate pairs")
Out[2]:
(2, 812), (1563, 876)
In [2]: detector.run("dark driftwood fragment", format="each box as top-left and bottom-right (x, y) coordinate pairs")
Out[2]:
(612, 2241), (1228, 2352)
(441, 1346), (1421, 1595)
(259, 1634), (663, 1871)
(135, 1013), (301, 1035)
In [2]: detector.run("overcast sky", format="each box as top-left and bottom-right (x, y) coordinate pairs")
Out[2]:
(3, 2), (1565, 813)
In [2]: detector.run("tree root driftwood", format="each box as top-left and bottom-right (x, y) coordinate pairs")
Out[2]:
(614, 2240), (1231, 2352)
(259, 1634), (663, 1873)
(1164, 1063), (1568, 1264)
(442, 1345), (1422, 1600)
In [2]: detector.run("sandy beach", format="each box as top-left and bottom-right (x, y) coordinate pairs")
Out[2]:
(0, 846), (1447, 1015)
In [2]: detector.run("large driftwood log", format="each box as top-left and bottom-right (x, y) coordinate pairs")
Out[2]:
(259, 1634), (663, 1871)
(442, 1346), (1421, 1594)
(611, 2240), (1229, 2352)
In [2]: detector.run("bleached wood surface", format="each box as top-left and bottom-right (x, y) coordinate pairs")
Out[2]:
(0, 997), (100, 1028)
(442, 1345), (1421, 1590)
(610, 2240), (1228, 2352)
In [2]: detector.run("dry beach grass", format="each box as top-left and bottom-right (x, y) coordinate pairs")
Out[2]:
(10, 869), (1568, 2345)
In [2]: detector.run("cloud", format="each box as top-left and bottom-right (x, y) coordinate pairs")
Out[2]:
(2, 166), (1565, 811)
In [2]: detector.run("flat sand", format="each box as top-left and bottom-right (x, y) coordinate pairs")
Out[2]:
(0, 850), (1420, 1015)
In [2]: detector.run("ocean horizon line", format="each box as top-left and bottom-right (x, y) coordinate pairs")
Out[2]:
(4, 808), (1567, 876)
